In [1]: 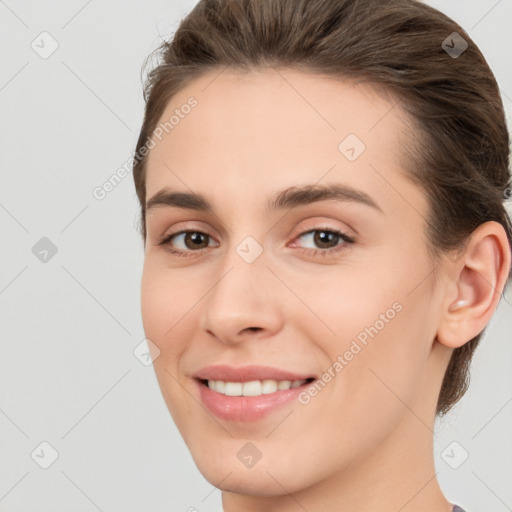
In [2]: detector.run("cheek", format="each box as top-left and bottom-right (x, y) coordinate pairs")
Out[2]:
(335, 291), (434, 427)
(301, 262), (434, 411)
(140, 265), (167, 344)
(140, 260), (196, 358)
(140, 261), (200, 418)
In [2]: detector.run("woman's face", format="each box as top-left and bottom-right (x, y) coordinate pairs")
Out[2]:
(141, 68), (451, 495)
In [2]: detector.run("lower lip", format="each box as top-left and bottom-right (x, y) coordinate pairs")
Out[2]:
(196, 379), (313, 422)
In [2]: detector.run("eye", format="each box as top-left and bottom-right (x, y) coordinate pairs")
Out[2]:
(158, 230), (218, 257)
(292, 228), (355, 257)
(158, 227), (355, 258)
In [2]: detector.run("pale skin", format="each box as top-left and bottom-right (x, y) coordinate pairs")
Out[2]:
(140, 67), (511, 512)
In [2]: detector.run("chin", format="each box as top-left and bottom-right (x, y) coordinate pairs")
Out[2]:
(197, 460), (303, 497)
(186, 439), (320, 497)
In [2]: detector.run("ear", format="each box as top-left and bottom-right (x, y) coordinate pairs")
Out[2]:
(436, 221), (511, 349)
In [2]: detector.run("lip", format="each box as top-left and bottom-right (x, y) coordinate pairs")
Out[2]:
(193, 365), (317, 422)
(195, 379), (314, 422)
(193, 364), (315, 382)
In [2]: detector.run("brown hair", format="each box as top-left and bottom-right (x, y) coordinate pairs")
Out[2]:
(132, 0), (512, 415)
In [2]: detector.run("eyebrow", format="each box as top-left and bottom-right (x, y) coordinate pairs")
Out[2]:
(145, 183), (383, 214)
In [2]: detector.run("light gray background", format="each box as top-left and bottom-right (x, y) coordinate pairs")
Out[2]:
(1, 1), (511, 511)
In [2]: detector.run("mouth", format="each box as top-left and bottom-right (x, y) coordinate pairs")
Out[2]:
(198, 377), (316, 397)
(192, 365), (318, 422)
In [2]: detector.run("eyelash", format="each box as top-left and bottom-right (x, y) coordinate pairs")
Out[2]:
(157, 227), (355, 258)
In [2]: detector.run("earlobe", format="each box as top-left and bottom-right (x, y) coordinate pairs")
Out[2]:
(436, 221), (511, 349)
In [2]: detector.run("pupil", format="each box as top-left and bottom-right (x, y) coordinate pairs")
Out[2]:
(315, 231), (336, 248)
(188, 232), (207, 249)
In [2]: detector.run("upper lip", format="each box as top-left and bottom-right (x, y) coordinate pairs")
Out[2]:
(193, 364), (316, 382)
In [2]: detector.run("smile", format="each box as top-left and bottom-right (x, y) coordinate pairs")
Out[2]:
(192, 364), (317, 421)
(203, 378), (313, 396)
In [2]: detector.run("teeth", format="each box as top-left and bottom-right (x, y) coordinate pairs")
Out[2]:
(207, 379), (307, 396)
(224, 382), (243, 396)
(261, 379), (277, 394)
(277, 380), (292, 390)
(242, 380), (262, 396)
(215, 380), (225, 393)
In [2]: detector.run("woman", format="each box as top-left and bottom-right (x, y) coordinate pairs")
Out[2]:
(132, 0), (512, 510)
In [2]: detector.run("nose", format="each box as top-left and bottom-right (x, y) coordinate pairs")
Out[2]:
(200, 250), (283, 345)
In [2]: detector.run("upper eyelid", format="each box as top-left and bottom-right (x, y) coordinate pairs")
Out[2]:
(162, 225), (353, 248)
(159, 216), (354, 238)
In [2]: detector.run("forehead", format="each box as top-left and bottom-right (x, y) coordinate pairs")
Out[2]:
(144, 67), (423, 215)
